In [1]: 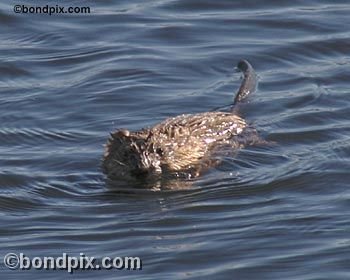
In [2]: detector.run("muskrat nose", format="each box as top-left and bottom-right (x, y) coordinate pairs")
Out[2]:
(131, 168), (150, 177)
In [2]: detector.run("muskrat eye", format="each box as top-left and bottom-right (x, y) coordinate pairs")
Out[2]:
(156, 148), (163, 156)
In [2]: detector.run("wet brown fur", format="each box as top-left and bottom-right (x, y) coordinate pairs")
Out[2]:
(102, 60), (258, 181)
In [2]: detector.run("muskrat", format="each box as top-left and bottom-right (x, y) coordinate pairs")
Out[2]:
(103, 60), (258, 182)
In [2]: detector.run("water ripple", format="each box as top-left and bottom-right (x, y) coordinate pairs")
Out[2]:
(1, 1), (350, 279)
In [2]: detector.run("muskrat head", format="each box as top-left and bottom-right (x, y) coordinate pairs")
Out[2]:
(102, 129), (163, 180)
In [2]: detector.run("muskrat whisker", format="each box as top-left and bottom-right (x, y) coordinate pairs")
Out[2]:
(112, 158), (127, 166)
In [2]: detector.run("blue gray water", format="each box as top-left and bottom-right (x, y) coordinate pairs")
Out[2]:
(1, 0), (350, 279)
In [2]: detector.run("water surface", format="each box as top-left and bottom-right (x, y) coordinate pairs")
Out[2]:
(1, 0), (350, 279)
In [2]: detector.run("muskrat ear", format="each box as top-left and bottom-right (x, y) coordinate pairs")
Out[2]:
(112, 129), (130, 138)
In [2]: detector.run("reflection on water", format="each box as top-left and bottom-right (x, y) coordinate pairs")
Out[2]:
(1, 0), (350, 279)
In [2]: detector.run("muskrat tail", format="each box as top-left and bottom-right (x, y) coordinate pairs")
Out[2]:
(232, 60), (257, 107)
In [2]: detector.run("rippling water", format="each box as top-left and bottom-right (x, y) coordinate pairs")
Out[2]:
(1, 0), (350, 279)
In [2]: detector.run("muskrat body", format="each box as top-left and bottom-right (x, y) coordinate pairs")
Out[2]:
(103, 60), (258, 181)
